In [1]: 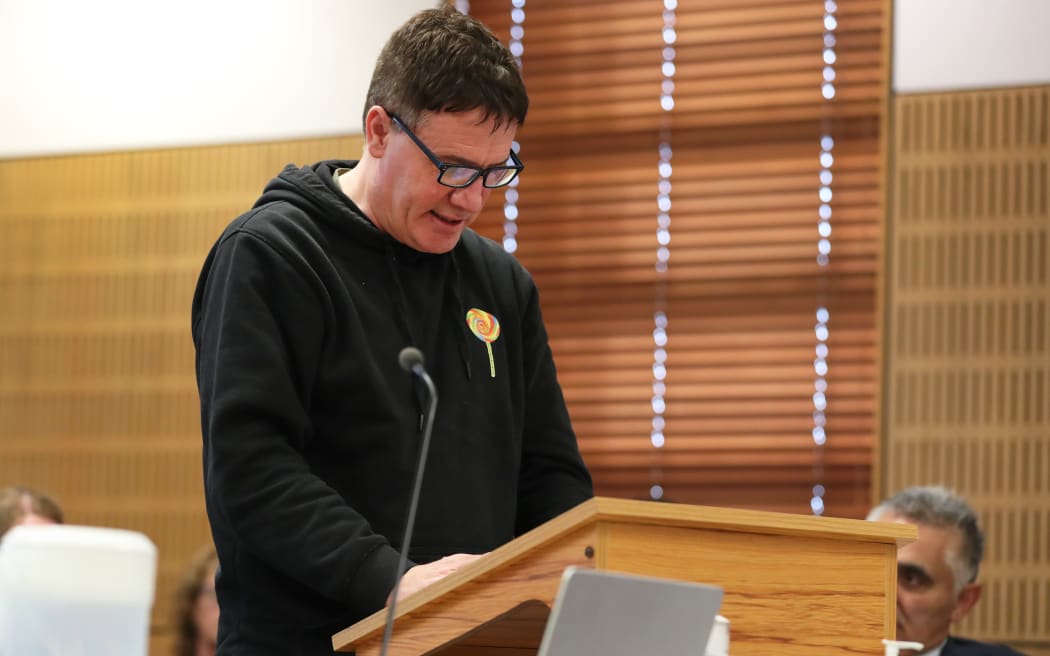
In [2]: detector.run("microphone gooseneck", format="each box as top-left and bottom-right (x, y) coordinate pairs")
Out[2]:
(380, 347), (438, 656)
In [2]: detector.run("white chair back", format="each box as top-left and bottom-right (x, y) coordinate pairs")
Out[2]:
(0, 524), (156, 656)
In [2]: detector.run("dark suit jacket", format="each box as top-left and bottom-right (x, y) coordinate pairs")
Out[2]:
(942, 636), (1028, 656)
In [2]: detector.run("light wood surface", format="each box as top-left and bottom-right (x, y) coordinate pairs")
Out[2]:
(0, 134), (365, 652)
(334, 497), (915, 656)
(334, 523), (599, 655)
(885, 85), (1050, 653)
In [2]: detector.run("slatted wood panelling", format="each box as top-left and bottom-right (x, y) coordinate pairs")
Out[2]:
(0, 134), (364, 653)
(886, 85), (1050, 655)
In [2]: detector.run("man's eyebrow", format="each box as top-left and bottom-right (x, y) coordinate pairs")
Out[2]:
(898, 562), (933, 583)
(442, 152), (509, 169)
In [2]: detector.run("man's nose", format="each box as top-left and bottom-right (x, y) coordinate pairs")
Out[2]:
(449, 178), (488, 213)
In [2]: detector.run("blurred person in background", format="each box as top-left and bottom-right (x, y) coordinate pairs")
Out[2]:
(173, 545), (220, 656)
(0, 485), (63, 538)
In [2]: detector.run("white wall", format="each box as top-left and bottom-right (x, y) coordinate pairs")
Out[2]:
(0, 0), (435, 158)
(893, 0), (1050, 93)
(4, 1), (1048, 157)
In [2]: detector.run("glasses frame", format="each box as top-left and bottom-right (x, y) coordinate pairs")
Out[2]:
(389, 114), (523, 189)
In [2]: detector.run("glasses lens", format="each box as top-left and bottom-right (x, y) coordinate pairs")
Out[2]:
(439, 167), (479, 187)
(484, 167), (519, 188)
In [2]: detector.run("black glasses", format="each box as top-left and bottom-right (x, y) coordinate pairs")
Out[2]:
(389, 114), (523, 189)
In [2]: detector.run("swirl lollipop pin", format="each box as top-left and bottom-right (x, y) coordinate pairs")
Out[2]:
(466, 308), (501, 378)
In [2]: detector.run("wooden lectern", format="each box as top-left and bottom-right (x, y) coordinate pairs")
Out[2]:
(333, 497), (915, 656)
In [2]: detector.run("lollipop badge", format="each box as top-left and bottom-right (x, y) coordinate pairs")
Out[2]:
(466, 308), (501, 378)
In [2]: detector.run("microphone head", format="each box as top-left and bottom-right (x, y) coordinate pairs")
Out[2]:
(398, 347), (424, 373)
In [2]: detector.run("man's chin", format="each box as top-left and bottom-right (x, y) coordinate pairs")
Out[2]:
(415, 229), (464, 254)
(414, 238), (460, 254)
(894, 628), (928, 654)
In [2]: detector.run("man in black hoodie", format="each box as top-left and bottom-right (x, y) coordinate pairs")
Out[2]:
(191, 7), (593, 655)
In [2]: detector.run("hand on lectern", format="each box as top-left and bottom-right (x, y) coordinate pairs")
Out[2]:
(389, 553), (486, 604)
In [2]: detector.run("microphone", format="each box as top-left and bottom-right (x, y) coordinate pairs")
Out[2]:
(398, 346), (426, 376)
(380, 346), (438, 656)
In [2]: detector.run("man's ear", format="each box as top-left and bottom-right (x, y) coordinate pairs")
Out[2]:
(363, 106), (392, 158)
(950, 582), (982, 624)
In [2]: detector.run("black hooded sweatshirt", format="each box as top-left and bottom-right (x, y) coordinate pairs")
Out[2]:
(191, 160), (593, 655)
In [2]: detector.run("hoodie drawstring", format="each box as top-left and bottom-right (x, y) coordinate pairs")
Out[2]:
(383, 242), (474, 427)
(448, 252), (472, 381)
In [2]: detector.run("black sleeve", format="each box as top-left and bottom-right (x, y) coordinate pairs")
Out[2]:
(514, 276), (594, 534)
(192, 225), (403, 616)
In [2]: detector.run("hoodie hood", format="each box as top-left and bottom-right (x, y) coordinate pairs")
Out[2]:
(255, 159), (419, 258)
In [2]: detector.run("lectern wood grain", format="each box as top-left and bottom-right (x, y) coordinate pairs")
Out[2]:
(333, 497), (914, 656)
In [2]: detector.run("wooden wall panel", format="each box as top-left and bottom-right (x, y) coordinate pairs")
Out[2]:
(885, 85), (1050, 654)
(0, 134), (364, 652)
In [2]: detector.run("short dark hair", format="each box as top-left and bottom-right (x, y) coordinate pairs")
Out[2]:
(868, 485), (984, 590)
(363, 6), (528, 132)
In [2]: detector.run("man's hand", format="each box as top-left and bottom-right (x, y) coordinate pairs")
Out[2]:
(390, 553), (486, 603)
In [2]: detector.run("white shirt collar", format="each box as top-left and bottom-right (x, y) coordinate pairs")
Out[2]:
(917, 638), (947, 656)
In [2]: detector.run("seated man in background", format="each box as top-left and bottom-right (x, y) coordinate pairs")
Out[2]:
(0, 485), (63, 538)
(868, 486), (1027, 656)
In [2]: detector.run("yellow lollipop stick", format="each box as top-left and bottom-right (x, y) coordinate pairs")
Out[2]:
(466, 308), (501, 379)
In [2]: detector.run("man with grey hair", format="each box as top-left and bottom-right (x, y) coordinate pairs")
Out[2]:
(868, 486), (1026, 656)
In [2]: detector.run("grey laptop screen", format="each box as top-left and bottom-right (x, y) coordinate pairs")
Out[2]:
(537, 567), (724, 656)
